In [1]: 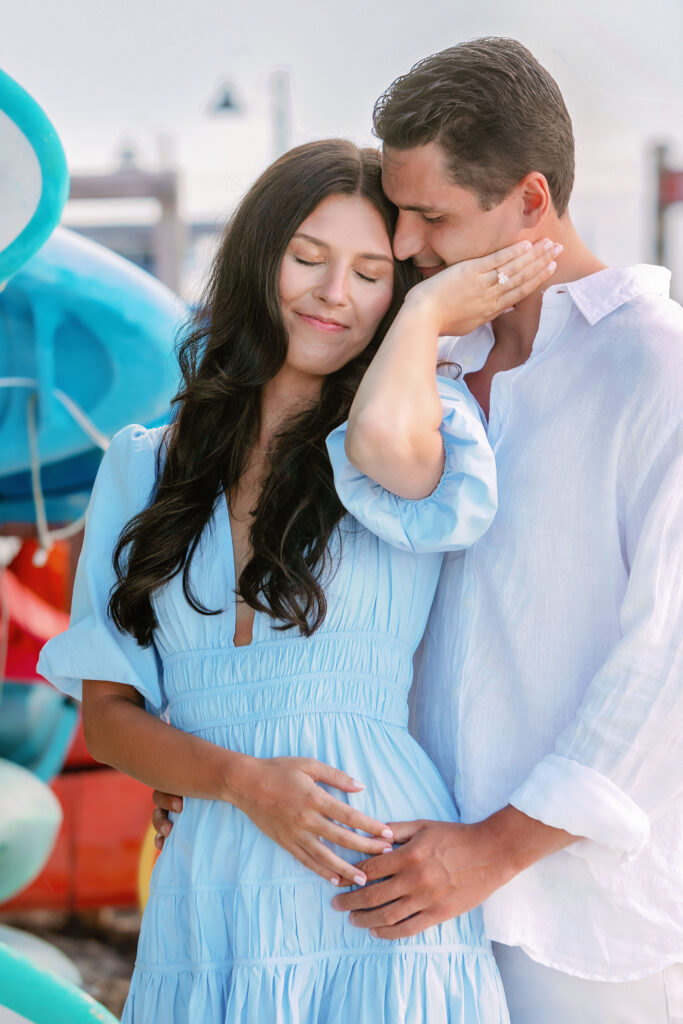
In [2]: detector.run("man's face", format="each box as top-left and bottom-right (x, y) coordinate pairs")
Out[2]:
(382, 142), (525, 276)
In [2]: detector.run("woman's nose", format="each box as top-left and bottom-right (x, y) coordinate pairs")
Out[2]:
(313, 266), (349, 305)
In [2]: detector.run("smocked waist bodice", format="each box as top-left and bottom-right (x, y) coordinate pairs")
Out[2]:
(162, 631), (414, 734)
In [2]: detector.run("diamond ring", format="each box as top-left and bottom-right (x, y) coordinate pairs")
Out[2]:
(496, 270), (509, 286)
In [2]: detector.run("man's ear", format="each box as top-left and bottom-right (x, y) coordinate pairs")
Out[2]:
(517, 172), (551, 227)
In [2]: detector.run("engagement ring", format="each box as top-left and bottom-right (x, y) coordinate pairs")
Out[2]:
(497, 270), (509, 286)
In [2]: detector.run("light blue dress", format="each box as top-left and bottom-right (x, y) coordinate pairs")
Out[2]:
(38, 377), (508, 1023)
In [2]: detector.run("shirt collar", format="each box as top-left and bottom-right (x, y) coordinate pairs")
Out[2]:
(443, 264), (672, 374)
(561, 264), (671, 326)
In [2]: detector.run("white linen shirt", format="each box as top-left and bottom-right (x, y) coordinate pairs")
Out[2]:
(409, 265), (683, 982)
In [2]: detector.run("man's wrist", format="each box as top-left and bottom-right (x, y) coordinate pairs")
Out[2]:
(482, 804), (578, 882)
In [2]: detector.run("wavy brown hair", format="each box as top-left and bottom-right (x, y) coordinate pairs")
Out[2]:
(108, 139), (419, 645)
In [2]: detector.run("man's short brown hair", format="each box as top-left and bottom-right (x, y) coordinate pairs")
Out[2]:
(373, 37), (575, 215)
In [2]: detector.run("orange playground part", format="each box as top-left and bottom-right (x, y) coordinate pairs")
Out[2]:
(2, 536), (160, 912)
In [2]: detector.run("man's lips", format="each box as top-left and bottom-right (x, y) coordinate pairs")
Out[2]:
(296, 312), (348, 332)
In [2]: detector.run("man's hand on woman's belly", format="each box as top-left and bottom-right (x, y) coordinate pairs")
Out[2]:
(331, 806), (576, 939)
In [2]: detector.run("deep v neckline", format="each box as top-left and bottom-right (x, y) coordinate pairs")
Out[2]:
(221, 492), (257, 648)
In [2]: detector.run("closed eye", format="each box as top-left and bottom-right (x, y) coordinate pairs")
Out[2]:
(294, 256), (323, 267)
(295, 255), (379, 283)
(422, 214), (444, 224)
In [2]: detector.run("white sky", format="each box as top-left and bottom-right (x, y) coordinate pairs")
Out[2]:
(2, 0), (683, 286)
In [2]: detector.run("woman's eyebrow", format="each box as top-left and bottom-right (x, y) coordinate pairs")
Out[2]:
(292, 232), (393, 264)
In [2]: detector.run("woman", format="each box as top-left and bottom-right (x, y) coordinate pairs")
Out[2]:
(38, 139), (557, 1022)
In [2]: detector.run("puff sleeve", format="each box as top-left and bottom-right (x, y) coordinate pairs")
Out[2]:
(326, 375), (497, 553)
(37, 424), (165, 713)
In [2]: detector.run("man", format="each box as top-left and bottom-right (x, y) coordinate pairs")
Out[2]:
(332, 36), (683, 1023)
(154, 39), (683, 1021)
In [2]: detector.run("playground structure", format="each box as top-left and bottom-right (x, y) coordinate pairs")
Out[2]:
(0, 66), (185, 1022)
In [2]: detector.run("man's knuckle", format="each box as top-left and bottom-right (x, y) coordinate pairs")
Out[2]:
(403, 847), (420, 869)
(366, 886), (384, 908)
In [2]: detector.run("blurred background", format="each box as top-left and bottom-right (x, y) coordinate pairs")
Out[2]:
(3, 0), (683, 301)
(1, 0), (682, 1019)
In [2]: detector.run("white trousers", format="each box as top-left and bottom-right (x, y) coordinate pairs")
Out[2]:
(492, 942), (683, 1024)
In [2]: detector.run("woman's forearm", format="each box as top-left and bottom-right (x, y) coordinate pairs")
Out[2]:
(83, 680), (398, 887)
(345, 240), (560, 498)
(82, 681), (250, 803)
(346, 292), (444, 499)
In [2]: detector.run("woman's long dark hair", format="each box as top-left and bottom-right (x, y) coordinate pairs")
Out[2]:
(108, 139), (419, 645)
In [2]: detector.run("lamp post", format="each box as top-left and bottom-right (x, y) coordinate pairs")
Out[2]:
(210, 69), (292, 159)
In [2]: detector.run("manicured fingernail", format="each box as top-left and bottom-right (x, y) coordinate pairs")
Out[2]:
(382, 829), (394, 840)
(332, 896), (341, 909)
(522, 240), (532, 250)
(543, 239), (554, 250)
(353, 875), (367, 886)
(382, 847), (393, 854)
(173, 801), (182, 812)
(548, 261), (557, 273)
(352, 779), (365, 789)
(161, 824), (171, 836)
(553, 243), (563, 255)
(370, 929), (378, 938)
(330, 876), (340, 886)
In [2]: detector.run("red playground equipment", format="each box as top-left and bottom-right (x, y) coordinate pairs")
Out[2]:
(1, 539), (158, 914)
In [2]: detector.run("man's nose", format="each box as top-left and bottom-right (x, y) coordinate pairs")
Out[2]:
(392, 213), (424, 262)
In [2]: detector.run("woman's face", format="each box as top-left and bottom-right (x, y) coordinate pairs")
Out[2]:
(278, 194), (395, 379)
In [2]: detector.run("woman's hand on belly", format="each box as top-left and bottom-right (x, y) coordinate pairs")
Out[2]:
(153, 758), (395, 888)
(229, 756), (395, 887)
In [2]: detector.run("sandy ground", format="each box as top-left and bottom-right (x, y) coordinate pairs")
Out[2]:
(0, 907), (140, 1020)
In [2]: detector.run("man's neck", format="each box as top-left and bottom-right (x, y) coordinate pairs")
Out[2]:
(491, 218), (607, 362)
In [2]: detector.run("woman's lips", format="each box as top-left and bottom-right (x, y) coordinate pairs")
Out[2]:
(296, 312), (348, 332)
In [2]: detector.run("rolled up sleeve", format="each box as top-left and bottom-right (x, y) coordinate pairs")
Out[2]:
(510, 421), (683, 863)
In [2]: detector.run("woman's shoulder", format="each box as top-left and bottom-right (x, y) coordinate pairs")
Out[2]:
(93, 422), (170, 506)
(109, 421), (169, 453)
(105, 422), (169, 469)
